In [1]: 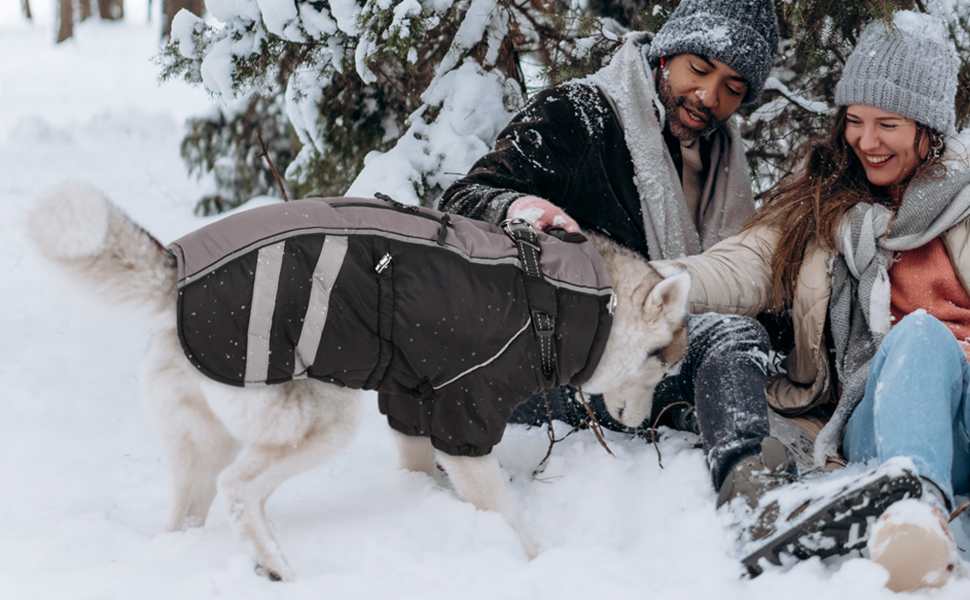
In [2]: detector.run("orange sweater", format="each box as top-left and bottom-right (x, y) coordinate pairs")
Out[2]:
(889, 237), (970, 361)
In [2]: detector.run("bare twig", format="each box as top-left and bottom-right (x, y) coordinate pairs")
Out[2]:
(647, 401), (693, 469)
(256, 131), (289, 202)
(575, 387), (613, 457)
(532, 389), (589, 477)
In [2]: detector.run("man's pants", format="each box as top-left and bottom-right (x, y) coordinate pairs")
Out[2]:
(509, 313), (771, 490)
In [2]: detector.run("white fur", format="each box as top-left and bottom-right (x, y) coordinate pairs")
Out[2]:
(582, 235), (691, 428)
(27, 183), (111, 260)
(27, 186), (689, 580)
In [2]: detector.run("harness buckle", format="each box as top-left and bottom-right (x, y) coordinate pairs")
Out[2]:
(500, 218), (541, 249)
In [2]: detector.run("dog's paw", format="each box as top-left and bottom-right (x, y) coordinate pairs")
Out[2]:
(27, 182), (112, 260)
(254, 563), (293, 582)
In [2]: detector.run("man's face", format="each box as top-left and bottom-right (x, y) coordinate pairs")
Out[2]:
(657, 54), (748, 141)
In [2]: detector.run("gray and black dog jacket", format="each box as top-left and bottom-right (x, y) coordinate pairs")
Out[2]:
(167, 196), (614, 456)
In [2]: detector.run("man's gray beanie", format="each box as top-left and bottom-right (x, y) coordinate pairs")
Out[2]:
(835, 11), (959, 135)
(647, 0), (779, 103)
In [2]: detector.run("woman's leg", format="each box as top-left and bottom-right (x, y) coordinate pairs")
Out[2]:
(843, 312), (970, 505)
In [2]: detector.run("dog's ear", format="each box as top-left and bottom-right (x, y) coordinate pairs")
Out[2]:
(642, 271), (691, 325)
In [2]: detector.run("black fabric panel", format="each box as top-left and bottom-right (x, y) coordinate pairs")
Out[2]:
(426, 332), (542, 457)
(365, 236), (395, 389)
(266, 235), (325, 383)
(554, 288), (611, 385)
(383, 238), (530, 388)
(308, 235), (381, 388)
(177, 251), (259, 386)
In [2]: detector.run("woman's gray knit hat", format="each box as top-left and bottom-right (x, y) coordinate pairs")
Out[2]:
(647, 0), (779, 103)
(835, 11), (959, 135)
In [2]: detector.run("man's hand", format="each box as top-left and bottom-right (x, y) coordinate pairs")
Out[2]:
(506, 196), (580, 233)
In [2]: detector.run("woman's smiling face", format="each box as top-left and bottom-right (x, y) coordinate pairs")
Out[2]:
(844, 104), (927, 189)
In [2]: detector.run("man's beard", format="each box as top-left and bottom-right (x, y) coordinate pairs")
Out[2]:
(656, 73), (722, 141)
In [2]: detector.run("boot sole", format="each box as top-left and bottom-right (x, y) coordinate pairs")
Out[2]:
(741, 469), (922, 577)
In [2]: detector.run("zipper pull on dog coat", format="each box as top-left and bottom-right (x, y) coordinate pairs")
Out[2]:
(375, 252), (392, 273)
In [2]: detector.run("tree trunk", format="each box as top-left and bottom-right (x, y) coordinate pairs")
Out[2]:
(78, 0), (93, 21)
(21, 0), (32, 19)
(56, 0), (74, 43)
(163, 0), (205, 38)
(98, 0), (124, 20)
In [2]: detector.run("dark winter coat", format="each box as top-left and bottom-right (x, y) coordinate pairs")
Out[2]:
(167, 196), (614, 456)
(438, 40), (752, 260)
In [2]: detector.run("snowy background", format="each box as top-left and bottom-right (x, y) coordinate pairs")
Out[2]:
(2, 3), (970, 599)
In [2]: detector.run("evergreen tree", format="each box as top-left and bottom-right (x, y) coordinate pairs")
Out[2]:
(158, 0), (621, 212)
(159, 0), (970, 213)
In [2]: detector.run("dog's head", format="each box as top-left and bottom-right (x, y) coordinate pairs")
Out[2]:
(582, 264), (691, 429)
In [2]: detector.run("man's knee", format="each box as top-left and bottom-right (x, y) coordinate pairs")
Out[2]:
(690, 313), (770, 358)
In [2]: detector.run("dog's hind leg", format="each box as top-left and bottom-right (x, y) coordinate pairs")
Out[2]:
(436, 453), (538, 559)
(141, 327), (239, 532)
(215, 382), (362, 582)
(391, 430), (437, 477)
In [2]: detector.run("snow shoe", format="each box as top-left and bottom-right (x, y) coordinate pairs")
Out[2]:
(739, 459), (922, 577)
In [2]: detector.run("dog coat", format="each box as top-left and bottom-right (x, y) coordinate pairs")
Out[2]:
(167, 196), (614, 456)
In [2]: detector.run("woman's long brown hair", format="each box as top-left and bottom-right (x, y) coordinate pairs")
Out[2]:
(743, 107), (947, 312)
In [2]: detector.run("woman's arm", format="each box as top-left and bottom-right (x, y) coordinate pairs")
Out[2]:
(654, 226), (778, 316)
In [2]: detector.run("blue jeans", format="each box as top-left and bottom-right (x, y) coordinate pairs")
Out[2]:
(843, 312), (970, 504)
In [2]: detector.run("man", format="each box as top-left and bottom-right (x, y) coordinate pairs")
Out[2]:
(437, 0), (908, 570)
(441, 0), (783, 508)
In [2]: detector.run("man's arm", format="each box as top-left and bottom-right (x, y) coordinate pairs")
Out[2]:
(439, 84), (607, 226)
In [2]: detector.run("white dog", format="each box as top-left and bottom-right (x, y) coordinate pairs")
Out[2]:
(26, 184), (689, 581)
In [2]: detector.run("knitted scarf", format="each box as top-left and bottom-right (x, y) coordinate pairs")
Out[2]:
(589, 33), (754, 260)
(814, 162), (970, 466)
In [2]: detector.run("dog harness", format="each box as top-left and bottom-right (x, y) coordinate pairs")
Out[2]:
(167, 196), (614, 455)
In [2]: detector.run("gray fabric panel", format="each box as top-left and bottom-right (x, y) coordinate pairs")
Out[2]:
(177, 225), (611, 296)
(295, 235), (349, 375)
(245, 242), (285, 385)
(169, 198), (612, 293)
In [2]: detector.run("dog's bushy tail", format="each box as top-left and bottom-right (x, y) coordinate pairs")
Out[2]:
(26, 183), (177, 316)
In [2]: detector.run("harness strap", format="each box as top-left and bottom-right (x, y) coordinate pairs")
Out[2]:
(501, 218), (558, 380)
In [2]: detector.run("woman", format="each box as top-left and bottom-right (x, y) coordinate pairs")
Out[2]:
(663, 11), (970, 591)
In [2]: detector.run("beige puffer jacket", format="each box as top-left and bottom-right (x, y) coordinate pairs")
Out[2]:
(663, 218), (970, 426)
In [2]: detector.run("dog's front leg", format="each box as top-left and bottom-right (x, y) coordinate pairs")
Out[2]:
(436, 453), (538, 559)
(391, 430), (437, 477)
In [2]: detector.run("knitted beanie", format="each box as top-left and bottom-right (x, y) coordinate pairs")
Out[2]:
(647, 0), (779, 103)
(835, 11), (959, 135)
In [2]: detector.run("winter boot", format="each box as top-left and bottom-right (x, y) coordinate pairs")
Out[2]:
(717, 436), (795, 524)
(718, 437), (797, 552)
(868, 498), (961, 592)
(739, 458), (922, 577)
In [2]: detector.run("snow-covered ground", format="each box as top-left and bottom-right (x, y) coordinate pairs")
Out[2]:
(2, 5), (970, 599)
